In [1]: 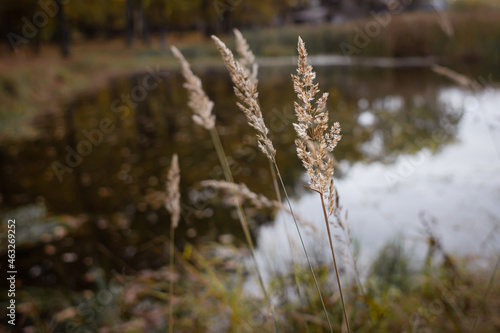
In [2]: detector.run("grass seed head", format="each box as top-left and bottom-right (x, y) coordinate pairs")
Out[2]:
(170, 46), (216, 130)
(292, 37), (342, 216)
(166, 154), (181, 228)
(212, 34), (276, 162)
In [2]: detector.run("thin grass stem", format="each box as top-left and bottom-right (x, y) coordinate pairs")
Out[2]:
(320, 194), (351, 333)
(274, 164), (334, 333)
(334, 210), (366, 297)
(169, 221), (175, 333)
(268, 160), (310, 333)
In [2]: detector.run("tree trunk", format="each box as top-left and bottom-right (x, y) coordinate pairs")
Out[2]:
(58, 1), (70, 57)
(159, 23), (167, 48)
(142, 6), (151, 46)
(125, 0), (134, 46)
(201, 0), (214, 38)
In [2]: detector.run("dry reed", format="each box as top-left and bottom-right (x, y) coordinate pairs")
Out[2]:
(170, 46), (216, 130)
(212, 34), (276, 162)
(165, 154), (180, 333)
(432, 64), (481, 91)
(292, 36), (351, 332)
(213, 31), (334, 332)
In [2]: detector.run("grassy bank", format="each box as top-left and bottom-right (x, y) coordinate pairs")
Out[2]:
(0, 40), (181, 141)
(240, 9), (500, 61)
(171, 9), (500, 61)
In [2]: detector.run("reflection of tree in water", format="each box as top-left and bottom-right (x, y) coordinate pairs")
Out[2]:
(314, 66), (461, 164)
(366, 93), (460, 162)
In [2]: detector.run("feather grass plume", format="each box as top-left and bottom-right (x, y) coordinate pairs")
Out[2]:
(211, 34), (276, 162)
(293, 37), (351, 333)
(432, 64), (481, 91)
(170, 46), (216, 130)
(234, 29), (258, 87)
(201, 180), (275, 209)
(292, 37), (342, 217)
(200, 179), (319, 234)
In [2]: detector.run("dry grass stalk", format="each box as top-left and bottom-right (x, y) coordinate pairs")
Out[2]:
(211, 35), (276, 162)
(166, 154), (181, 228)
(430, 3), (454, 37)
(201, 180), (275, 209)
(170, 46), (216, 130)
(171, 43), (279, 332)
(165, 153), (180, 333)
(432, 64), (481, 91)
(213, 31), (334, 332)
(293, 36), (351, 333)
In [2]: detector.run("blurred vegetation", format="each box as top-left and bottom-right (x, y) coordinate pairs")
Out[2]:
(1, 0), (499, 60)
(1, 226), (499, 332)
(240, 10), (500, 61)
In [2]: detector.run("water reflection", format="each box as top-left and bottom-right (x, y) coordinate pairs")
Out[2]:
(0, 65), (476, 288)
(255, 85), (500, 280)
